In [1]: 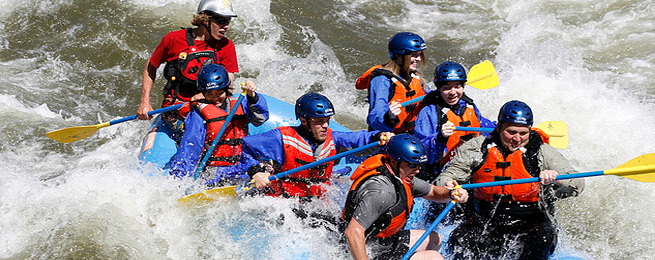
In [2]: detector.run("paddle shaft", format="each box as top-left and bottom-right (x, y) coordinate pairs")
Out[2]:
(268, 142), (380, 181)
(461, 164), (655, 189)
(401, 200), (457, 260)
(112, 103), (184, 126)
(194, 91), (248, 179)
(455, 126), (494, 132)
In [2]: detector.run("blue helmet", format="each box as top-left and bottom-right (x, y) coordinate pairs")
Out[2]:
(388, 32), (427, 60)
(386, 134), (428, 165)
(498, 100), (533, 126)
(295, 93), (335, 119)
(434, 61), (467, 84)
(197, 64), (231, 92)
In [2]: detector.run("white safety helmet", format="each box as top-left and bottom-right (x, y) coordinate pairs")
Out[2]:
(197, 0), (237, 17)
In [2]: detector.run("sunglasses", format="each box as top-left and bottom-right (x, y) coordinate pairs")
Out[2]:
(211, 16), (231, 25)
(407, 163), (421, 169)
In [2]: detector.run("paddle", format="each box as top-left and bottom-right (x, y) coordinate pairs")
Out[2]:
(192, 89), (248, 180)
(460, 152), (655, 189)
(402, 152), (655, 259)
(455, 120), (569, 149)
(178, 141), (382, 204)
(401, 200), (457, 260)
(46, 103), (185, 143)
(399, 60), (499, 107)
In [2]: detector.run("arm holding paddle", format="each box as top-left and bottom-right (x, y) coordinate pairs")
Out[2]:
(251, 131), (394, 189)
(366, 76), (400, 132)
(413, 95), (496, 167)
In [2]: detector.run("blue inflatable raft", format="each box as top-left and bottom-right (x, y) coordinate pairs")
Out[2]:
(136, 93), (588, 260)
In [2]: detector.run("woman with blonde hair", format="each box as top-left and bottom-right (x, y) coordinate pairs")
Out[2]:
(356, 32), (429, 133)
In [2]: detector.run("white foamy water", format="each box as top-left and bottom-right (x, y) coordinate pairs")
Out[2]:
(1, 0), (654, 259)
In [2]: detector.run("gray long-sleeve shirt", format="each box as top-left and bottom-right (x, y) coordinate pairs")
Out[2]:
(436, 135), (584, 200)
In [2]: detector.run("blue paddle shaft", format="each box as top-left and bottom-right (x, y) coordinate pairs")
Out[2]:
(400, 95), (425, 107)
(194, 93), (247, 179)
(461, 170), (605, 189)
(268, 142), (380, 181)
(401, 200), (456, 260)
(455, 126), (494, 132)
(109, 103), (185, 126)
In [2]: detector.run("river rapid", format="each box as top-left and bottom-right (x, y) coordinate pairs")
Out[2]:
(1, 0), (654, 259)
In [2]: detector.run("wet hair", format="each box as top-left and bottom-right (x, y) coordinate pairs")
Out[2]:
(191, 12), (211, 27)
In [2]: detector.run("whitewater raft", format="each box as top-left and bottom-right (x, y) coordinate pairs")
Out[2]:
(137, 94), (587, 260)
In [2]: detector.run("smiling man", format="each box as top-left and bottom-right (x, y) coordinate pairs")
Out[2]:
(436, 100), (585, 260)
(342, 134), (468, 260)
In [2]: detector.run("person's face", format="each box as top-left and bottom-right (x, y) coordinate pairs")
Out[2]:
(499, 123), (531, 152)
(396, 160), (421, 183)
(208, 16), (231, 40)
(204, 88), (227, 104)
(303, 117), (330, 141)
(439, 81), (464, 106)
(408, 51), (422, 72)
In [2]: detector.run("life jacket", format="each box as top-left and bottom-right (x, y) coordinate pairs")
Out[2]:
(268, 126), (337, 198)
(342, 154), (413, 238)
(471, 130), (550, 203)
(194, 98), (248, 167)
(356, 65), (426, 133)
(162, 28), (218, 102)
(437, 103), (482, 164)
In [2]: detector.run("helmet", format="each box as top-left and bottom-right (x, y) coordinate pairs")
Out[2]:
(386, 134), (428, 165)
(295, 93), (335, 119)
(197, 64), (231, 92)
(498, 100), (533, 126)
(388, 32), (427, 60)
(197, 0), (237, 17)
(434, 61), (467, 84)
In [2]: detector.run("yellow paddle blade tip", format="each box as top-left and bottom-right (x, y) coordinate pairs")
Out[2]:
(535, 121), (569, 149)
(178, 186), (237, 205)
(467, 60), (500, 90)
(605, 153), (655, 182)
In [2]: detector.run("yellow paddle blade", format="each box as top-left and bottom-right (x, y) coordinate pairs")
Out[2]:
(605, 153), (655, 182)
(46, 122), (110, 143)
(535, 121), (568, 149)
(467, 60), (500, 90)
(178, 185), (237, 205)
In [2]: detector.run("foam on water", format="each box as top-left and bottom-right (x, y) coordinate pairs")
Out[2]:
(1, 0), (654, 259)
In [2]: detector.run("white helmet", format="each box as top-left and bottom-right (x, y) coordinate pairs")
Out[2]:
(197, 0), (237, 17)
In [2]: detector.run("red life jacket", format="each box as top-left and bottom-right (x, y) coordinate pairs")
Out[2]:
(194, 98), (248, 167)
(268, 126), (337, 198)
(437, 104), (482, 164)
(472, 130), (550, 203)
(342, 154), (413, 238)
(162, 28), (218, 104)
(356, 65), (426, 133)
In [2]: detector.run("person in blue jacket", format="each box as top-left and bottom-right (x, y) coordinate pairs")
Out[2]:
(410, 62), (495, 227)
(357, 32), (431, 133)
(168, 64), (268, 179)
(243, 93), (394, 201)
(414, 61), (495, 182)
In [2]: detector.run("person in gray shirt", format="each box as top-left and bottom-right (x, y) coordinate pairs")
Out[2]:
(436, 100), (584, 260)
(342, 134), (468, 260)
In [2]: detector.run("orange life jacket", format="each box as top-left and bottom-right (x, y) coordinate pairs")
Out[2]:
(342, 154), (413, 238)
(194, 98), (248, 167)
(437, 104), (482, 164)
(268, 126), (337, 198)
(356, 65), (426, 132)
(471, 130), (550, 203)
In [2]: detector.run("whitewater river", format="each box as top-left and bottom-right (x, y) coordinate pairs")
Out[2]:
(1, 0), (654, 259)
